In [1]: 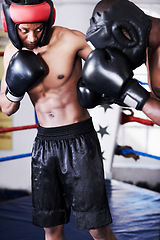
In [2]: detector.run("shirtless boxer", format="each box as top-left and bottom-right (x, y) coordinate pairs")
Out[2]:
(0, 0), (117, 239)
(0, 0), (160, 239)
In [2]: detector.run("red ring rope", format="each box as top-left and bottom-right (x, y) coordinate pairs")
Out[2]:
(121, 112), (154, 126)
(0, 124), (38, 133)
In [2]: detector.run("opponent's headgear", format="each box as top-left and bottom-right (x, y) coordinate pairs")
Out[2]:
(86, 0), (151, 69)
(1, 0), (56, 49)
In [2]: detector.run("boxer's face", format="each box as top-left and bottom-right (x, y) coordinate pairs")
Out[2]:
(17, 22), (44, 50)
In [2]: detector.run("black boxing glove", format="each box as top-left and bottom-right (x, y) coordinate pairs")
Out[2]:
(77, 77), (103, 108)
(86, 0), (151, 69)
(82, 49), (150, 110)
(77, 78), (130, 109)
(5, 50), (46, 102)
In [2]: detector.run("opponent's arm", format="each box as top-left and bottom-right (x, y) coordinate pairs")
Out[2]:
(148, 16), (160, 50)
(77, 76), (160, 126)
(77, 77), (127, 108)
(142, 97), (160, 126)
(80, 48), (160, 125)
(82, 49), (150, 110)
(147, 47), (160, 99)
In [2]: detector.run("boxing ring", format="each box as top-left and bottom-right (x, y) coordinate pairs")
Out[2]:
(0, 0), (160, 237)
(0, 180), (159, 240)
(0, 123), (160, 240)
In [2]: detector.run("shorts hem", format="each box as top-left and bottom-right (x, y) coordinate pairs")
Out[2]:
(73, 207), (112, 230)
(32, 208), (70, 228)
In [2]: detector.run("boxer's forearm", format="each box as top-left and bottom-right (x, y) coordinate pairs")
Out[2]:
(142, 96), (160, 126)
(0, 90), (20, 116)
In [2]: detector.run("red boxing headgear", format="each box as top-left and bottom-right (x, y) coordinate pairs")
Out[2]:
(1, 0), (56, 49)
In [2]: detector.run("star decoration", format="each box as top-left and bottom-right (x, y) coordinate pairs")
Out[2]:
(97, 125), (109, 138)
(100, 104), (112, 113)
(101, 151), (106, 161)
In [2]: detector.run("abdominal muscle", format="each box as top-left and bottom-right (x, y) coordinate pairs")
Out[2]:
(29, 77), (90, 128)
(35, 95), (90, 128)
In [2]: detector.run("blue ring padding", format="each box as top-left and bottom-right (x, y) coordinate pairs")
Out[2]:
(0, 153), (32, 162)
(120, 148), (160, 160)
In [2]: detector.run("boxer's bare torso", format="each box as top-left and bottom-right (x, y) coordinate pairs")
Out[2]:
(1, 25), (92, 127)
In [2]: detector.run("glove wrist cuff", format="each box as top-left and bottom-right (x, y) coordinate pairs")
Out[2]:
(5, 87), (24, 102)
(121, 79), (150, 110)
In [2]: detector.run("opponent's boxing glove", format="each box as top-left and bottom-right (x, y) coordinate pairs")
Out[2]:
(82, 49), (150, 110)
(77, 78), (102, 108)
(86, 0), (151, 69)
(77, 77), (128, 108)
(5, 50), (46, 102)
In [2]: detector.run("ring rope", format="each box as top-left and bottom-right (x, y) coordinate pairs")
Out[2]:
(121, 112), (155, 126)
(0, 124), (38, 133)
(119, 148), (160, 161)
(137, 80), (148, 86)
(0, 153), (32, 162)
(1, 148), (160, 162)
(137, 80), (148, 85)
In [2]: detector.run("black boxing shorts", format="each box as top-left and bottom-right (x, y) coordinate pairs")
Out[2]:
(31, 118), (112, 229)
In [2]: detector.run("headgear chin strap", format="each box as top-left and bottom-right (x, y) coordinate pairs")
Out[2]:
(1, 0), (56, 49)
